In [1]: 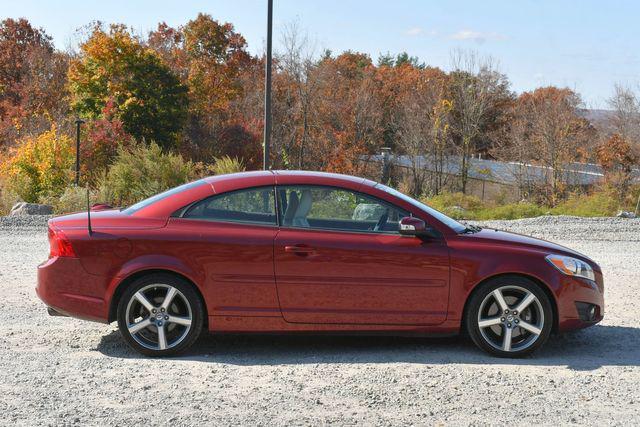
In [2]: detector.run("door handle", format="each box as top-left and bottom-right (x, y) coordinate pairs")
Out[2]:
(284, 245), (315, 255)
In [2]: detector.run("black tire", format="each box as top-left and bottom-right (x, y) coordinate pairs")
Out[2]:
(117, 273), (204, 357)
(465, 275), (553, 358)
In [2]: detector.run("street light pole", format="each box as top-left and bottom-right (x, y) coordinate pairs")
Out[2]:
(75, 118), (85, 186)
(263, 0), (273, 170)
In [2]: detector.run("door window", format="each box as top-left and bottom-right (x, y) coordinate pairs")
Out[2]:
(278, 186), (408, 233)
(183, 187), (276, 225)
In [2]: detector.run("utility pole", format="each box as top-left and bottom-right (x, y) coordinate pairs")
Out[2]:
(75, 118), (85, 186)
(263, 0), (273, 170)
(380, 147), (392, 185)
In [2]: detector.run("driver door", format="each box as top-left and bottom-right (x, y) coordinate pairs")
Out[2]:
(273, 185), (450, 325)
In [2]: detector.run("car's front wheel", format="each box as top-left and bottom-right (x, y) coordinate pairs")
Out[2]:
(117, 273), (204, 356)
(466, 276), (553, 357)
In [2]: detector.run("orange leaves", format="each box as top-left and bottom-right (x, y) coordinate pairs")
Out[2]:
(146, 14), (254, 160)
(180, 14), (251, 117)
(596, 133), (637, 173)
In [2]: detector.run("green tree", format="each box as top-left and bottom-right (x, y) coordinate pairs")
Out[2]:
(69, 24), (188, 149)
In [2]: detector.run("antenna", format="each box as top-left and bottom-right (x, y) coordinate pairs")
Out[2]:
(86, 187), (93, 236)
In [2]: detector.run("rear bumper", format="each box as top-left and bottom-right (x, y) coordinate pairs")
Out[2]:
(556, 273), (604, 332)
(36, 257), (110, 323)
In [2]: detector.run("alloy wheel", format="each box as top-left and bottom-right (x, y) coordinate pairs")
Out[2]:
(124, 283), (193, 351)
(477, 285), (545, 352)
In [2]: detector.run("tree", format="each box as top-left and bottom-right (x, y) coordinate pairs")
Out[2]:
(517, 87), (594, 203)
(596, 133), (638, 191)
(500, 96), (536, 198)
(0, 18), (52, 113)
(315, 52), (383, 174)
(607, 84), (640, 150)
(69, 24), (188, 149)
(182, 14), (251, 118)
(0, 18), (69, 146)
(276, 22), (323, 169)
(448, 51), (510, 193)
(395, 66), (451, 196)
(147, 15), (253, 160)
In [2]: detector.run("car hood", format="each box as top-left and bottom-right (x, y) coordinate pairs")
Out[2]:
(466, 227), (598, 267)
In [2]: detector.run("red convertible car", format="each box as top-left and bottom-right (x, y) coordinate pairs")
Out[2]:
(37, 171), (604, 357)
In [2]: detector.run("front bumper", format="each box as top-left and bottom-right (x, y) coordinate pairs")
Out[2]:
(556, 271), (604, 332)
(36, 257), (110, 323)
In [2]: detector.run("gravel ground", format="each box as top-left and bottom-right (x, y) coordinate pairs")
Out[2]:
(1, 215), (639, 426)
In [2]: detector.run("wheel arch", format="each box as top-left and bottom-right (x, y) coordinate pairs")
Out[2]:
(460, 272), (559, 334)
(108, 268), (208, 326)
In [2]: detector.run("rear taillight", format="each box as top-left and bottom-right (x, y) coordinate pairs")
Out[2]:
(48, 226), (77, 258)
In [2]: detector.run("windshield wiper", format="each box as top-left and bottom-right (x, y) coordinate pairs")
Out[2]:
(461, 223), (482, 234)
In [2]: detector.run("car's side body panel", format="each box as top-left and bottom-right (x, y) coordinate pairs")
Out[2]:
(36, 170), (604, 340)
(445, 231), (604, 331)
(274, 228), (450, 325)
(165, 218), (280, 318)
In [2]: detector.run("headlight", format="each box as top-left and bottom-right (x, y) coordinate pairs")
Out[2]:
(546, 254), (595, 281)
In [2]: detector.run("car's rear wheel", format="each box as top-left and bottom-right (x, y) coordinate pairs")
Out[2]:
(466, 276), (553, 357)
(117, 273), (204, 356)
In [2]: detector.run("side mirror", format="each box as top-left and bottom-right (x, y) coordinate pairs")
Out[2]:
(399, 217), (437, 238)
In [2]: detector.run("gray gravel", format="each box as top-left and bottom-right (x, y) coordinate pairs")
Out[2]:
(1, 215), (639, 426)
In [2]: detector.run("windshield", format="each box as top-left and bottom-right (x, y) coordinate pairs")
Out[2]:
(374, 183), (467, 233)
(123, 180), (206, 215)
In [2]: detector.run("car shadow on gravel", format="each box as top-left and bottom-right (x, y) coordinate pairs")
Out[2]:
(96, 324), (640, 371)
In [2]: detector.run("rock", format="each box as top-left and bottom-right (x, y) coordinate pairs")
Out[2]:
(449, 205), (466, 214)
(9, 202), (53, 216)
(617, 211), (637, 218)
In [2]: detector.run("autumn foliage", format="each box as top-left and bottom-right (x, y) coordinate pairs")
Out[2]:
(596, 133), (638, 191)
(68, 24), (188, 149)
(2, 125), (74, 202)
(0, 15), (638, 214)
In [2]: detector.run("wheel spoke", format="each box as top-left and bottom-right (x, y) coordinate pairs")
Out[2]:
(167, 315), (192, 327)
(478, 317), (502, 328)
(492, 289), (509, 311)
(161, 287), (178, 311)
(134, 291), (155, 312)
(518, 320), (542, 336)
(515, 292), (536, 313)
(502, 326), (513, 351)
(157, 325), (168, 350)
(128, 318), (152, 334)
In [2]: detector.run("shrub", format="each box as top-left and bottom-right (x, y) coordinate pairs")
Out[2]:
(100, 143), (196, 206)
(2, 125), (74, 203)
(551, 187), (620, 217)
(41, 185), (91, 214)
(422, 192), (485, 219)
(82, 107), (134, 181)
(0, 177), (20, 215)
(475, 202), (547, 220)
(211, 155), (245, 176)
(625, 184), (640, 214)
